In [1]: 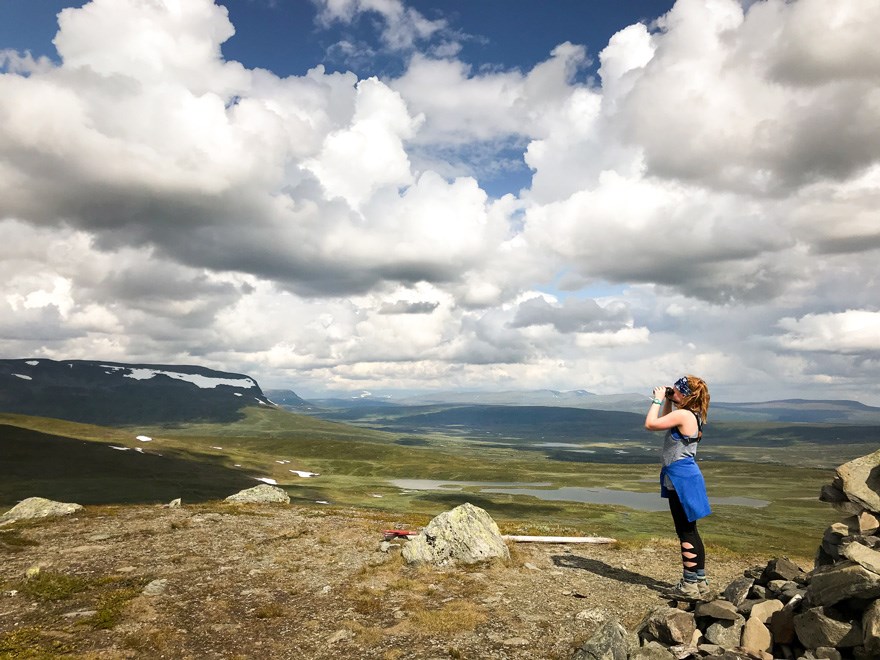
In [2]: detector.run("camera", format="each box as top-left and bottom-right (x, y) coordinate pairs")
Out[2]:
(665, 386), (675, 398)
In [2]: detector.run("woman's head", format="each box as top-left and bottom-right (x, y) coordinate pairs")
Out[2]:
(673, 375), (710, 420)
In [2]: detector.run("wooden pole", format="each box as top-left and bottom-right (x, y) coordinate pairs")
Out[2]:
(501, 535), (616, 544)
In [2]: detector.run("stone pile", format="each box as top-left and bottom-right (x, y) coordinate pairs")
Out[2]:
(574, 448), (880, 660)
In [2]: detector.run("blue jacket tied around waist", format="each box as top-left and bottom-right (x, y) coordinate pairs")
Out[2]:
(660, 456), (711, 522)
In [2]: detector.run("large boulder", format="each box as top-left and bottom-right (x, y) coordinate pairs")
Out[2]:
(836, 449), (880, 513)
(225, 484), (290, 504)
(0, 497), (83, 522)
(401, 503), (509, 566)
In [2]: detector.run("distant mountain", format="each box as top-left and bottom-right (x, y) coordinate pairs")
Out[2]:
(312, 388), (880, 424)
(264, 389), (311, 408)
(315, 403), (647, 443)
(711, 399), (880, 424)
(0, 359), (274, 426)
(398, 389), (597, 407)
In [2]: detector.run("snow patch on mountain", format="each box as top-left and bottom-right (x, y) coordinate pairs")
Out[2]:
(100, 365), (257, 390)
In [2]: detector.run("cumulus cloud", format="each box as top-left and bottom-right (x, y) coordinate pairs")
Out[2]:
(601, 0), (880, 192)
(511, 296), (631, 334)
(302, 77), (419, 209)
(1, 0), (880, 403)
(777, 310), (880, 354)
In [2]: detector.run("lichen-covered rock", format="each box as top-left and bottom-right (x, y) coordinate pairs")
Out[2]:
(572, 618), (631, 660)
(0, 497), (83, 522)
(224, 484), (290, 504)
(723, 576), (754, 606)
(703, 613), (745, 648)
(401, 502), (509, 566)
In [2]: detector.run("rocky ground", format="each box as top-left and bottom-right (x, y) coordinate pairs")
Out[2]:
(0, 502), (780, 659)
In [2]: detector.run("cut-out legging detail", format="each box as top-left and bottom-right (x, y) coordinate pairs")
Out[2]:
(668, 489), (705, 571)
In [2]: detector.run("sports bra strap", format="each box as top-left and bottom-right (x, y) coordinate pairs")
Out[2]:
(679, 410), (703, 445)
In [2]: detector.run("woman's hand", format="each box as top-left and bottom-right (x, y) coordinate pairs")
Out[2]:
(652, 386), (667, 401)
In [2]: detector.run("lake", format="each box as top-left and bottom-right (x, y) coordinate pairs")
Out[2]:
(391, 478), (769, 511)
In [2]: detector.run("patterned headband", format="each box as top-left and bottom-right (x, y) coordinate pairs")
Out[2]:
(673, 376), (691, 396)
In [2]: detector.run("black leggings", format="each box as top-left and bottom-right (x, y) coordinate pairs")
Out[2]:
(668, 490), (705, 571)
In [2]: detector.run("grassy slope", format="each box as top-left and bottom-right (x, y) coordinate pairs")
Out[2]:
(0, 408), (837, 558)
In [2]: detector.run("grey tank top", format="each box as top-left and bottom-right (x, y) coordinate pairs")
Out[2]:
(661, 411), (701, 489)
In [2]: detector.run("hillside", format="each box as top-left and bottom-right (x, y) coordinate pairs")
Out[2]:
(0, 424), (257, 505)
(0, 359), (274, 426)
(264, 389), (311, 409)
(0, 501), (768, 659)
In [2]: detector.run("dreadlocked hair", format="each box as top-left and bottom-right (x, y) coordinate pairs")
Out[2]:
(680, 375), (710, 422)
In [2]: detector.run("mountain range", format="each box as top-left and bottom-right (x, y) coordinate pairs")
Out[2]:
(0, 358), (274, 426)
(3, 359), (880, 427)
(269, 388), (880, 424)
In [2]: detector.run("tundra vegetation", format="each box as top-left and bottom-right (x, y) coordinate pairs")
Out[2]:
(0, 402), (857, 556)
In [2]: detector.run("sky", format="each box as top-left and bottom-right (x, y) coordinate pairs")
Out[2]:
(0, 0), (878, 404)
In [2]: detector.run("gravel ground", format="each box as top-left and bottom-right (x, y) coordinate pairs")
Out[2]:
(0, 502), (794, 659)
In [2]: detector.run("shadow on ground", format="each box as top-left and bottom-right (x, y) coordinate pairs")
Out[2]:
(552, 554), (670, 594)
(0, 425), (257, 506)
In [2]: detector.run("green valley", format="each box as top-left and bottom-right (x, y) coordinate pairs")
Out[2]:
(0, 404), (845, 559)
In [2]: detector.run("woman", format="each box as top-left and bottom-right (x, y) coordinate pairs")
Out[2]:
(645, 375), (711, 598)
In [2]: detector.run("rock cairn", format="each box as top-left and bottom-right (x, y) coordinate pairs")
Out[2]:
(574, 448), (880, 660)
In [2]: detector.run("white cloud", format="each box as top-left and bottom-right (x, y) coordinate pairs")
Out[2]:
(1, 0), (880, 404)
(302, 77), (419, 210)
(777, 310), (880, 354)
(313, 0), (447, 51)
